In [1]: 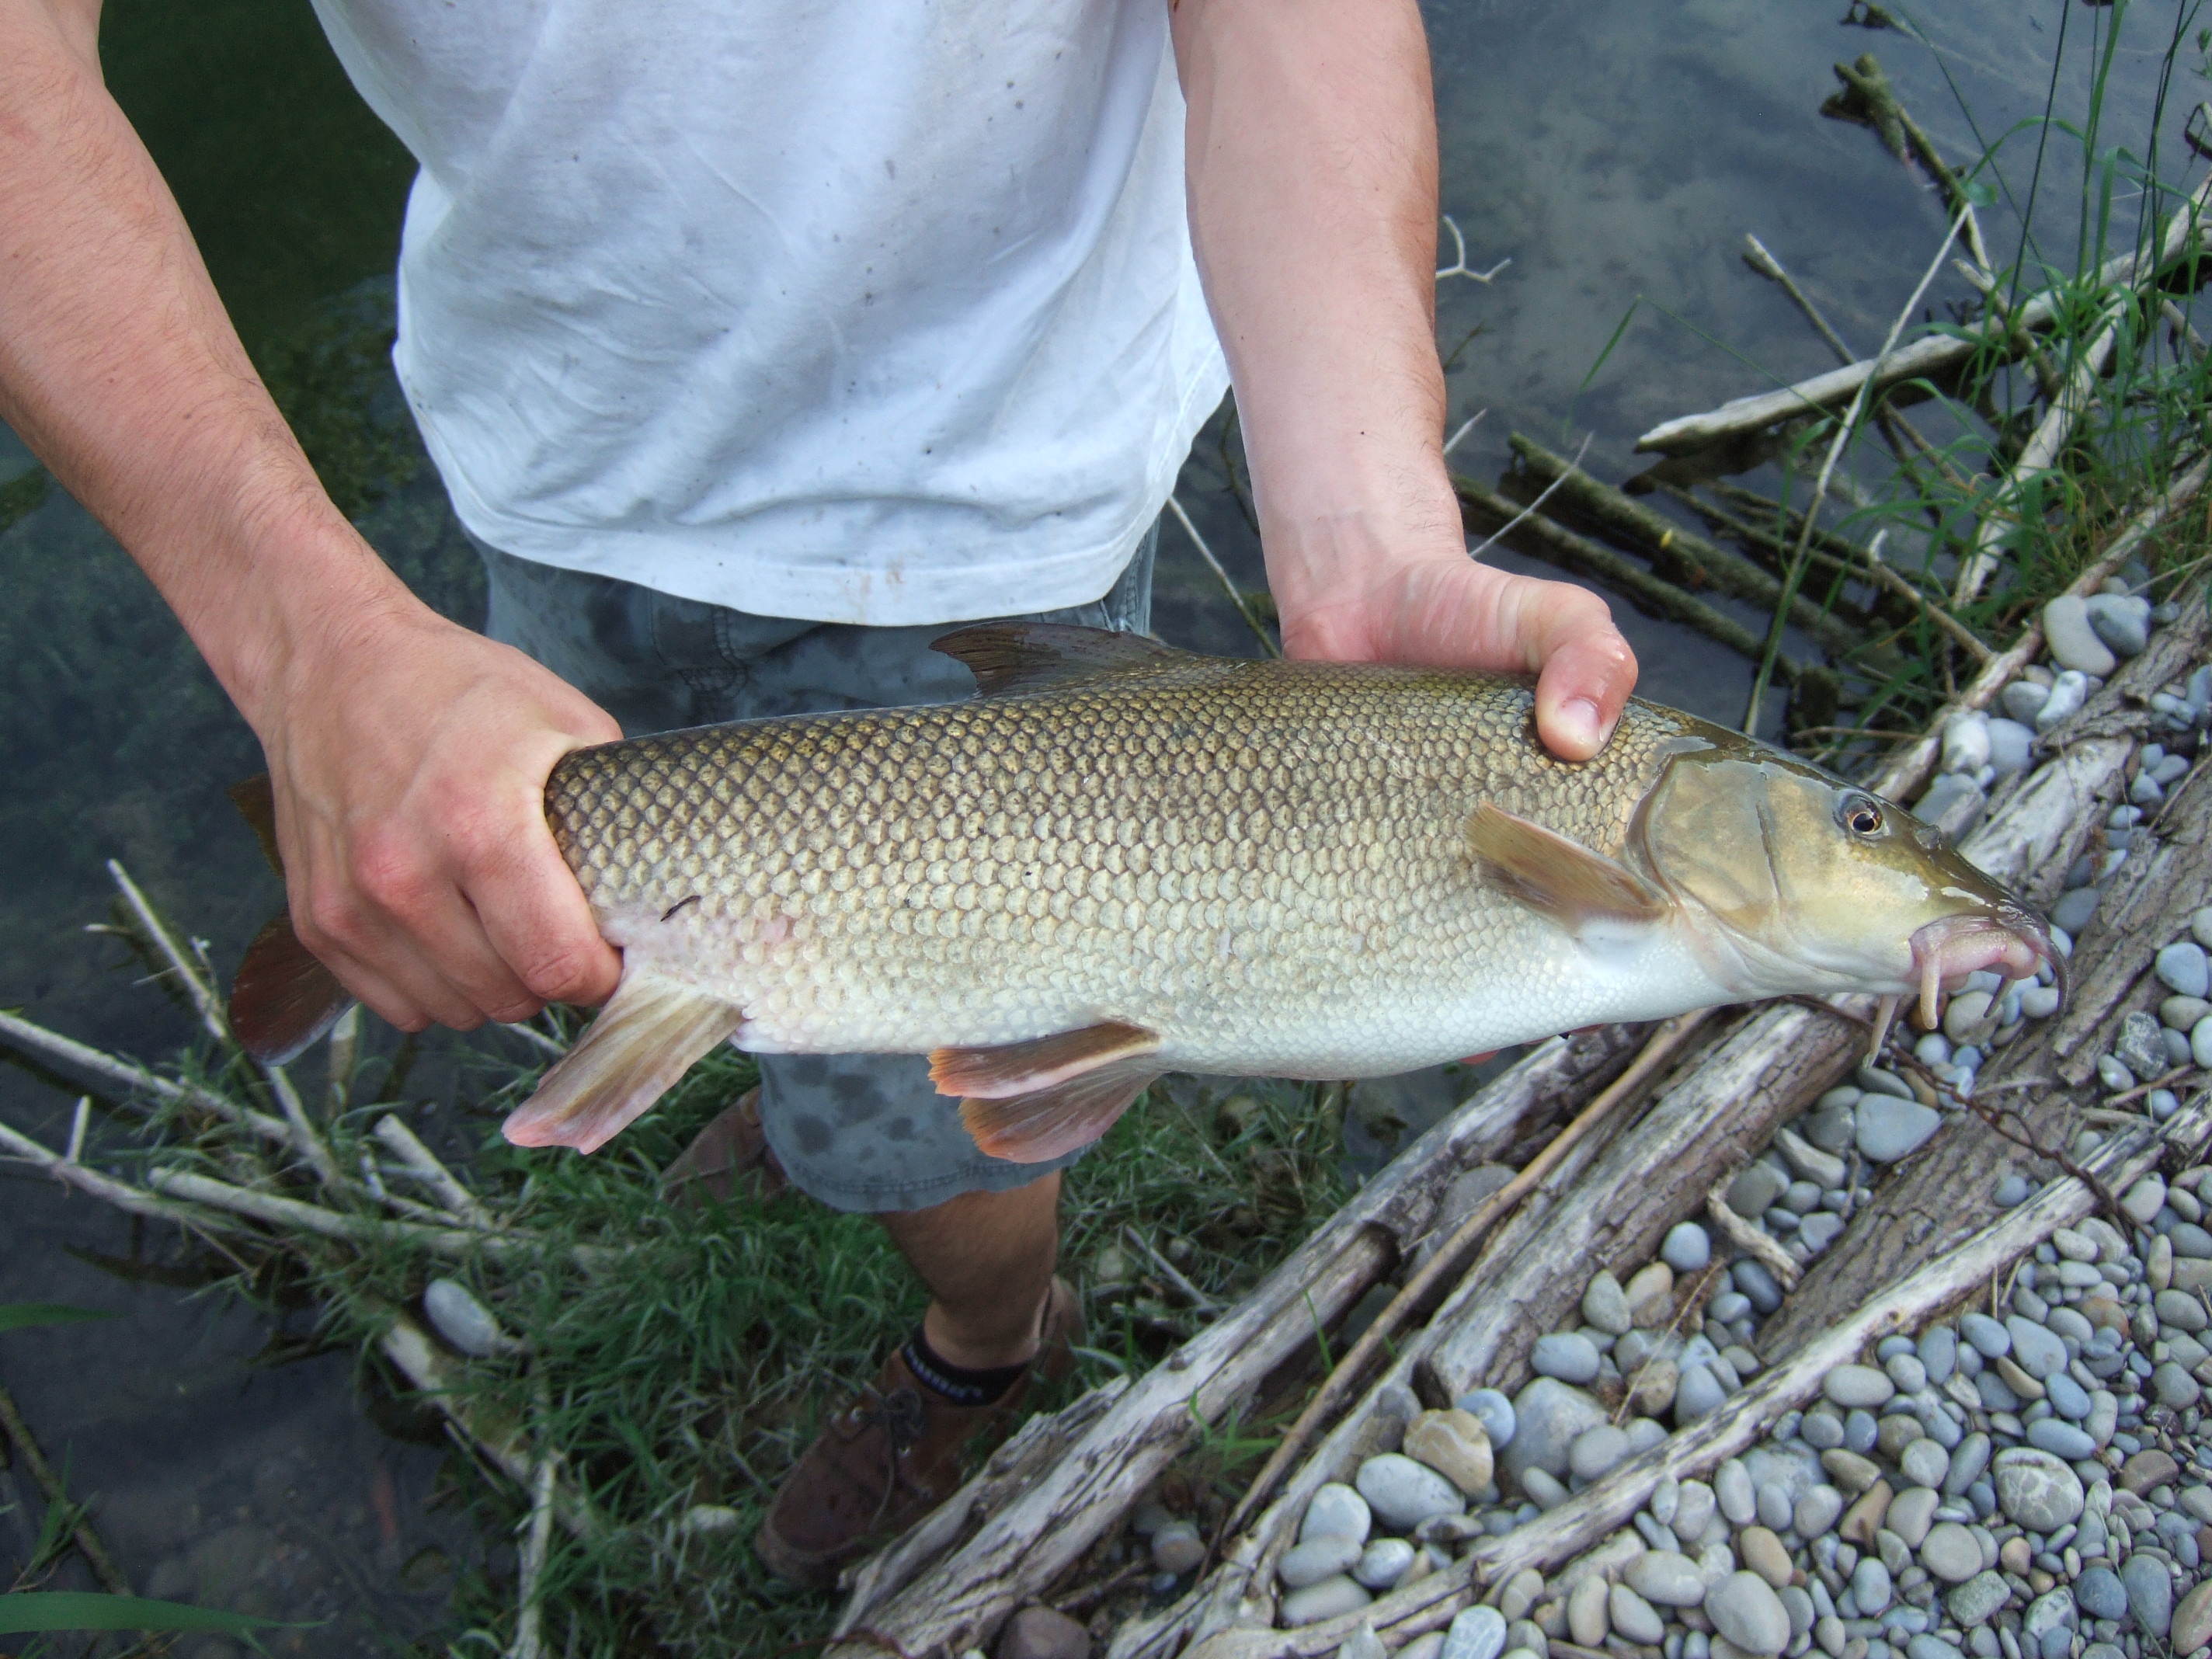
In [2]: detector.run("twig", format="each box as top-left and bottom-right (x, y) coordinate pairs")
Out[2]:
(1865, 532), (1995, 663)
(1442, 409), (1487, 460)
(499, 1020), (568, 1061)
(509, 1435), (559, 1659)
(1744, 207), (1970, 732)
(262, 1062), (343, 1190)
(63, 1097), (89, 1166)
(1469, 433), (1596, 559)
(1053, 1558), (1153, 1618)
(0, 1118), (247, 1233)
(1435, 217), (1510, 284)
(1122, 1225), (1219, 1314)
(106, 860), (228, 1045)
(1702, 1188), (1803, 1290)
(328, 1005), (360, 1113)
(375, 1114), (496, 1228)
(1960, 1092), (2124, 1225)
(0, 1007), (304, 1156)
(1823, 54), (1994, 273)
(2100, 1064), (2197, 1109)
(0, 1379), (131, 1595)
(1217, 1010), (1715, 1544)
(1166, 494), (1279, 659)
(1743, 235), (1856, 365)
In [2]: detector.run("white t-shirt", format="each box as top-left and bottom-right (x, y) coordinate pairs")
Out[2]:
(309, 0), (1229, 624)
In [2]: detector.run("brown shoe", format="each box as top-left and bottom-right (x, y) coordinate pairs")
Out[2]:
(753, 1276), (1083, 1587)
(662, 1087), (788, 1205)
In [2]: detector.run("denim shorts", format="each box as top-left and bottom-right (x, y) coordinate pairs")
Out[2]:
(476, 530), (1157, 1212)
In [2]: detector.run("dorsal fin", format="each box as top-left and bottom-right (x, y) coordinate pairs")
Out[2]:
(930, 624), (1191, 698)
(228, 774), (283, 875)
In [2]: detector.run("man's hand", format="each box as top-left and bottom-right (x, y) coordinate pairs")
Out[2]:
(0, 0), (617, 1035)
(1172, 0), (1638, 758)
(260, 603), (622, 1034)
(1278, 549), (1637, 761)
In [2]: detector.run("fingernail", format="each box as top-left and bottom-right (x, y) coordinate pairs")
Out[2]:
(1556, 697), (1608, 755)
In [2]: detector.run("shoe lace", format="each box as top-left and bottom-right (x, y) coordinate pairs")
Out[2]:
(857, 1386), (929, 1532)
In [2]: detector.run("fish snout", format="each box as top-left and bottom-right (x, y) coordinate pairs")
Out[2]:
(1908, 909), (2062, 1028)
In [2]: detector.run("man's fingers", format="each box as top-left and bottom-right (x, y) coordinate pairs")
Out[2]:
(1486, 568), (1636, 762)
(468, 823), (624, 1012)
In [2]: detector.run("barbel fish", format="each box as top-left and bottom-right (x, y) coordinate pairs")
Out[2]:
(230, 624), (2057, 1163)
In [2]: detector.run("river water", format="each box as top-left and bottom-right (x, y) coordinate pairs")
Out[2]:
(0, 0), (2196, 1646)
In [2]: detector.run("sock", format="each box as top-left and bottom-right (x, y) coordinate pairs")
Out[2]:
(901, 1326), (1028, 1407)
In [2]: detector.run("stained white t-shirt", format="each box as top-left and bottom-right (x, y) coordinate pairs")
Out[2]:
(308, 0), (1228, 624)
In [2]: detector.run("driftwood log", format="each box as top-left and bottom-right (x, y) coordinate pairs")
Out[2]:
(825, 1028), (1648, 1650)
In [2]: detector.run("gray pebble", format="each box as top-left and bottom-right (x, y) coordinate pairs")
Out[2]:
(1987, 718), (2034, 777)
(1532, 1332), (1602, 1384)
(2075, 1565), (2127, 1621)
(1859, 1097), (1943, 1163)
(2084, 593), (2151, 659)
(2007, 1317), (2067, 1378)
(2002, 680), (2050, 723)
(1826, 1365), (1897, 1409)
(2154, 1360), (2202, 1407)
(1948, 1570), (2011, 1627)
(1352, 1537), (1416, 1590)
(1569, 1424), (1631, 1482)
(1502, 1379), (1606, 1481)
(1800, 1212), (1846, 1252)
(2025, 1418), (2096, 1459)
(1355, 1455), (1466, 1533)
(2019, 986), (2062, 1020)
(1903, 1438), (1953, 1488)
(1676, 1363), (1727, 1424)
(2036, 671), (2090, 732)
(2120, 1555), (2172, 1639)
(1301, 1482), (1372, 1544)
(1456, 1388), (1516, 1449)
(2052, 886), (2102, 935)
(1716, 1458), (1756, 1525)
(1280, 1573), (1374, 1626)
(1664, 1222), (1713, 1273)
(1991, 1449), (2085, 1529)
(1443, 1605), (1508, 1659)
(2115, 1011), (2171, 1080)
(1855, 1555), (1896, 1615)
(1281, 1533), (1364, 1588)
(1796, 1484), (1845, 1537)
(1920, 1522), (1984, 1582)
(1960, 1314), (2011, 1358)
(1707, 1570), (1793, 1657)
(2043, 1372), (2091, 1419)
(2096, 1054), (2137, 1092)
(2162, 942), (2212, 1000)
(1735, 1259), (1784, 1314)
(2194, 906), (2212, 951)
(1757, 1480), (1793, 1531)
(1920, 1326), (1960, 1382)
(2045, 597), (2118, 675)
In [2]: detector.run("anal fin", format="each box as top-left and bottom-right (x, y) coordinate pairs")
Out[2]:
(502, 970), (743, 1155)
(930, 1021), (1163, 1163)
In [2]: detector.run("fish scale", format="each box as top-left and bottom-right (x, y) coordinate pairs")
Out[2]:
(545, 655), (1696, 1078)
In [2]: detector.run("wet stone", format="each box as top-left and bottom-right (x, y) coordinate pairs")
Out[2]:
(1355, 1454), (1466, 1533)
(1992, 1450), (2085, 1530)
(1921, 1522), (1984, 1583)
(1708, 1571), (1794, 1657)
(1443, 1605), (1508, 1659)
(1827, 1365), (1898, 1409)
(1859, 1098), (1943, 1163)
(1947, 1570), (2011, 1627)
(2006, 1318), (2067, 1379)
(1457, 1389), (1515, 1450)
(2160, 943), (2212, 1000)
(1302, 1483), (1372, 1544)
(1281, 1534), (1363, 1588)
(1353, 1537), (1415, 1590)
(1532, 1332), (1602, 1384)
(1282, 1574), (1373, 1626)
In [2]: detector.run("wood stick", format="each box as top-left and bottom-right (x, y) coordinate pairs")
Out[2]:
(1704, 1188), (1803, 1290)
(0, 1118), (246, 1234)
(0, 1008), (302, 1156)
(1219, 1013), (1713, 1545)
(374, 1114), (496, 1227)
(106, 859), (228, 1046)
(1167, 494), (1279, 659)
(1634, 219), (2211, 457)
(1452, 475), (1807, 684)
(261, 1062), (343, 1190)
(1504, 435), (1867, 657)
(509, 1442), (559, 1659)
(1867, 451), (2212, 803)
(327, 1005), (360, 1114)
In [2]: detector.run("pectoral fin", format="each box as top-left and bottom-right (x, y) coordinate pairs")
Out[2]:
(502, 971), (742, 1155)
(1468, 803), (1670, 934)
(930, 1021), (1163, 1163)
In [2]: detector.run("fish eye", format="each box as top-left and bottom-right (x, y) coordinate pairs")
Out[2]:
(1838, 794), (1885, 837)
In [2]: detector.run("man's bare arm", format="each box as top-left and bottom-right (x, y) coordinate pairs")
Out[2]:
(1170, 0), (1637, 759)
(0, 0), (620, 1029)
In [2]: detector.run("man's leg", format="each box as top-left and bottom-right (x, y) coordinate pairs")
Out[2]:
(880, 1172), (1062, 1369)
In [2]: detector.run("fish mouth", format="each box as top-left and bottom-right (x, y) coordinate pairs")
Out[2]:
(1908, 909), (2064, 1030)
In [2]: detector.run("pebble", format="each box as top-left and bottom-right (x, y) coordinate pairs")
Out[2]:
(1353, 1538), (1416, 1591)
(2007, 1316), (2067, 1378)
(1920, 1522), (1984, 1583)
(1987, 718), (2034, 777)
(1583, 1272), (1633, 1336)
(1664, 1223), (1713, 1273)
(1568, 1424), (1632, 1483)
(2116, 1013), (2172, 1082)
(2052, 887), (2102, 936)
(2002, 680), (2051, 723)
(2084, 593), (2152, 658)
(1457, 1389), (1516, 1450)
(2121, 1553), (2172, 1638)
(1707, 1571), (1793, 1657)
(1858, 1097), (1942, 1163)
(2026, 1418), (2097, 1459)
(1920, 1327), (1960, 1382)
(2120, 1448), (2181, 1492)
(1355, 1454), (1466, 1533)
(2196, 1014), (2212, 1069)
(1302, 1483), (1372, 1545)
(1532, 1332), (1602, 1384)
(1827, 1365), (1898, 1409)
(2162, 943), (2212, 999)
(1337, 1624), (1387, 1659)
(1677, 1364), (1728, 1424)
(1626, 1549), (1710, 1607)
(1888, 1485), (1940, 1547)
(2172, 1580), (2212, 1654)
(1854, 1554), (1896, 1614)
(1443, 1606), (1508, 1659)
(1151, 1519), (1205, 1574)
(1626, 1262), (1676, 1326)
(2044, 596), (2118, 676)
(1740, 1525), (1793, 1588)
(2043, 1371), (2092, 1419)
(1717, 1459), (1757, 1525)
(1282, 1574), (1372, 1626)
(1503, 1379), (1608, 1481)
(1944, 992), (1996, 1044)
(2076, 1563), (2128, 1621)
(2036, 671), (2090, 732)
(1992, 1449), (2085, 1530)
(1280, 1534), (1363, 1588)
(1901, 1440), (1952, 1489)
(1960, 1314), (2012, 1358)
(1823, 1449), (1883, 1493)
(1612, 1584), (1668, 1645)
(1407, 1409), (1494, 1496)
(1947, 1570), (2010, 1628)
(2158, 1288), (2210, 1332)
(2157, 1359), (2203, 1407)
(1797, 1484), (1845, 1537)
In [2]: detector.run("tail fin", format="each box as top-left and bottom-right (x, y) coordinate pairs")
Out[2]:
(224, 772), (356, 1062)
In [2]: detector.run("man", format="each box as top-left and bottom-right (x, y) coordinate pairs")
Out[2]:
(0, 0), (1636, 1585)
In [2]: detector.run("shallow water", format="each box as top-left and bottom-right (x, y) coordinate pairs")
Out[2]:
(0, 0), (2197, 1637)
